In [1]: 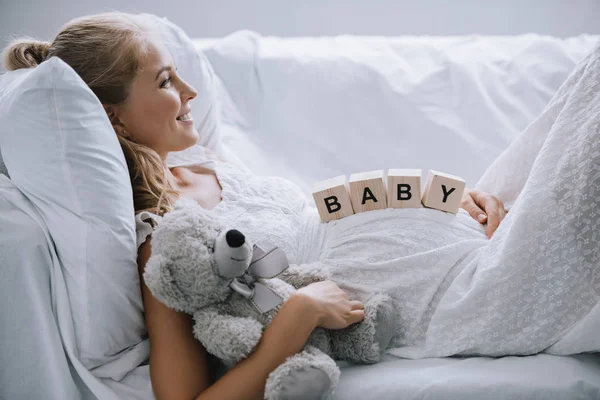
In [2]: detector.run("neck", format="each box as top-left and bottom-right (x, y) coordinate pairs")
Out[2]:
(159, 151), (180, 190)
(159, 150), (169, 162)
(168, 165), (190, 191)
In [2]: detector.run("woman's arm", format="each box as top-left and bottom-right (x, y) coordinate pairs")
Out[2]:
(198, 291), (321, 400)
(138, 237), (329, 400)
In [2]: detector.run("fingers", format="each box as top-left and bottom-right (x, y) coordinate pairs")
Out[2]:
(466, 189), (510, 238)
(347, 309), (365, 325)
(486, 210), (500, 239)
(480, 196), (507, 239)
(461, 190), (488, 223)
(349, 300), (365, 310)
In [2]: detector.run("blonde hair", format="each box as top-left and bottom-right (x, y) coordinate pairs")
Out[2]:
(2, 12), (177, 216)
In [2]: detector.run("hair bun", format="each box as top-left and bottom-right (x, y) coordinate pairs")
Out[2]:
(2, 38), (51, 71)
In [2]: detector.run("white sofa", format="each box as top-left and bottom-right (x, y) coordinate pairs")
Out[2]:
(2, 31), (600, 399)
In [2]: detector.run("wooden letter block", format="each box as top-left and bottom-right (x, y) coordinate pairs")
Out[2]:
(349, 170), (387, 213)
(421, 170), (466, 214)
(387, 169), (422, 209)
(312, 175), (355, 222)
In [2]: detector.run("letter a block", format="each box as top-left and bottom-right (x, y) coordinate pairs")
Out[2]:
(421, 170), (466, 214)
(312, 175), (355, 222)
(387, 169), (422, 208)
(349, 170), (387, 213)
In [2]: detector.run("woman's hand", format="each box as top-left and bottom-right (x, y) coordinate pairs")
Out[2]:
(460, 189), (508, 239)
(294, 280), (365, 330)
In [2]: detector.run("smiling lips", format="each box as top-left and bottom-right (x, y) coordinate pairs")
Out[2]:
(176, 112), (192, 122)
(176, 111), (194, 125)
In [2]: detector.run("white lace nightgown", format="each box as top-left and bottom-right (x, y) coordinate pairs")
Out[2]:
(168, 160), (491, 359)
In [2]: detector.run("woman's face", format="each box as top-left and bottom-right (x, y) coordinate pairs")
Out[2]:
(109, 37), (199, 158)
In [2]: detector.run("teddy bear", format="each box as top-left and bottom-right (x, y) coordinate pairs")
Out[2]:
(143, 198), (398, 400)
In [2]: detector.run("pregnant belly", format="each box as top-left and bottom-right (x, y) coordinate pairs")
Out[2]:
(320, 207), (489, 336)
(322, 207), (487, 262)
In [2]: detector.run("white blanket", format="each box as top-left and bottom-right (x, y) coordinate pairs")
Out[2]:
(385, 42), (600, 358)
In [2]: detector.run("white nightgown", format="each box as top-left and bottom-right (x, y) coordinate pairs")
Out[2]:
(175, 160), (491, 358)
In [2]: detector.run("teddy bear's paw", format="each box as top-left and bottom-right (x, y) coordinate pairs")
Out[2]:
(279, 262), (332, 289)
(193, 312), (264, 364)
(273, 366), (330, 400)
(330, 292), (397, 364)
(264, 346), (340, 400)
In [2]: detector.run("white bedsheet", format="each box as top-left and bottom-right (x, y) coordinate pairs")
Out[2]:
(335, 354), (600, 400)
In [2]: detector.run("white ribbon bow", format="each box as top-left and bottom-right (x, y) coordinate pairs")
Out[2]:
(229, 243), (289, 313)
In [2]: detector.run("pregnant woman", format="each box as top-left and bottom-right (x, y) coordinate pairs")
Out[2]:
(4, 11), (598, 400)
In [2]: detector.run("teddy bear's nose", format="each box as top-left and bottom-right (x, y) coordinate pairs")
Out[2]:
(226, 229), (245, 248)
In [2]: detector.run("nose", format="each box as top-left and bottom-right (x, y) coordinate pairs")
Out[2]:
(226, 229), (245, 248)
(179, 77), (197, 103)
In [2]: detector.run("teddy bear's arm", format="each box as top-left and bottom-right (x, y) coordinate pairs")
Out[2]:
(193, 307), (264, 364)
(279, 262), (332, 289)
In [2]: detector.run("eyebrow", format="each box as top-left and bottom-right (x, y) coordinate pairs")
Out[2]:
(155, 66), (172, 81)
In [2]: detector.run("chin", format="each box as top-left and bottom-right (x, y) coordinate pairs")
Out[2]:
(173, 128), (200, 152)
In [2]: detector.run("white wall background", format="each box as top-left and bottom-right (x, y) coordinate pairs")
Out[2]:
(1, 0), (599, 51)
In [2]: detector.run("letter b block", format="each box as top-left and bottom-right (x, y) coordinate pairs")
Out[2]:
(312, 175), (355, 222)
(421, 170), (466, 214)
(349, 170), (387, 213)
(387, 169), (422, 208)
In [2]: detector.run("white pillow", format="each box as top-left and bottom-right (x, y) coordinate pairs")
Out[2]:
(0, 57), (142, 371)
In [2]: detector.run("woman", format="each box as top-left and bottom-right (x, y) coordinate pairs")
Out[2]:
(3, 12), (535, 400)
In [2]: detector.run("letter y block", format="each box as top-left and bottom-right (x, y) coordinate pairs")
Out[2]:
(421, 170), (466, 214)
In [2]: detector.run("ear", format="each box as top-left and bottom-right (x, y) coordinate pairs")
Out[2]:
(102, 104), (130, 139)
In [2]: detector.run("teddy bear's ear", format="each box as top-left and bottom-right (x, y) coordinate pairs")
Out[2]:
(144, 195), (233, 312)
(143, 253), (196, 314)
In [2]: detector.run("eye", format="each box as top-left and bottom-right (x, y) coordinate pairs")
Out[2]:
(160, 77), (172, 88)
